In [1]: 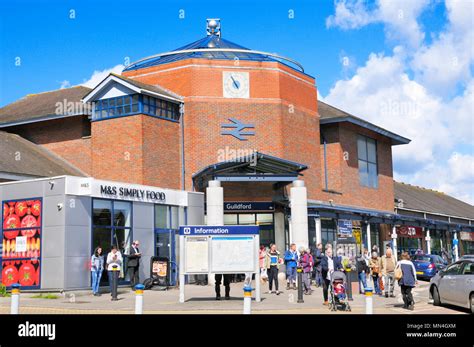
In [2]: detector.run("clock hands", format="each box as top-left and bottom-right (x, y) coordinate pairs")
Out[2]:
(230, 76), (240, 89)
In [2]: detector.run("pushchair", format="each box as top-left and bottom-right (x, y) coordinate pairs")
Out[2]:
(328, 270), (351, 312)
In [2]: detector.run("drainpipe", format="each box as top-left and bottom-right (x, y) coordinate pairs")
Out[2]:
(322, 133), (329, 190)
(180, 103), (185, 190)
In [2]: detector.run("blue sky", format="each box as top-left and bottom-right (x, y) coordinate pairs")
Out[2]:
(0, 0), (473, 203)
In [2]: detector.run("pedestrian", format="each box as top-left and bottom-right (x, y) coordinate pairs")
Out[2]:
(106, 245), (123, 301)
(379, 247), (396, 298)
(127, 240), (141, 289)
(298, 247), (313, 295)
(259, 245), (268, 283)
(321, 247), (343, 305)
(215, 273), (231, 300)
(284, 243), (298, 290)
(356, 252), (369, 294)
(90, 246), (104, 296)
(265, 243), (282, 295)
(397, 252), (418, 310)
(369, 251), (381, 295)
(314, 243), (324, 288)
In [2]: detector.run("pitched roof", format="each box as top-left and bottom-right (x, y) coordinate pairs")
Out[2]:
(394, 181), (474, 220)
(0, 86), (92, 127)
(81, 73), (183, 104)
(0, 131), (86, 178)
(318, 100), (410, 145)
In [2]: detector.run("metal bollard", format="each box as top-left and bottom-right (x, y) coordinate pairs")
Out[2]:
(111, 265), (119, 301)
(10, 283), (20, 314)
(296, 268), (304, 303)
(243, 285), (252, 314)
(365, 287), (373, 314)
(135, 284), (145, 314)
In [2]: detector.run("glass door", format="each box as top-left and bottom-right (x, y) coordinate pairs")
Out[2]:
(154, 229), (176, 285)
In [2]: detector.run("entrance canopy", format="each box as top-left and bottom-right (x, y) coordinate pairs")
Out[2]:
(192, 152), (307, 190)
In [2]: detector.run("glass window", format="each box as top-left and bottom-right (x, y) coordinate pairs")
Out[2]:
(93, 200), (112, 226)
(154, 205), (168, 229)
(116, 97), (123, 106)
(445, 262), (462, 275)
(238, 214), (255, 225)
(92, 227), (111, 253)
(257, 213), (273, 225)
(358, 135), (378, 188)
(224, 214), (238, 225)
(462, 262), (474, 275)
(170, 206), (179, 229)
(113, 201), (131, 227)
(132, 104), (138, 113)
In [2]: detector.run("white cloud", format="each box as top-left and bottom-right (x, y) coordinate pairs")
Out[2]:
(81, 64), (124, 88)
(324, 0), (474, 204)
(326, 0), (430, 47)
(59, 80), (71, 89)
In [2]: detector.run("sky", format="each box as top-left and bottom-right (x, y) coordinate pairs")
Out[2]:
(0, 0), (473, 204)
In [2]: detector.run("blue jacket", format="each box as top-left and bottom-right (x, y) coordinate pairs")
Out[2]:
(398, 260), (417, 287)
(321, 255), (343, 279)
(284, 250), (298, 268)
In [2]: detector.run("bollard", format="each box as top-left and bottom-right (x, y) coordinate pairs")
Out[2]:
(135, 284), (145, 314)
(346, 269), (353, 301)
(296, 268), (304, 303)
(10, 283), (20, 314)
(243, 285), (252, 315)
(111, 265), (119, 301)
(365, 287), (373, 314)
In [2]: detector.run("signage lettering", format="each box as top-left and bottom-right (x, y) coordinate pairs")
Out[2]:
(100, 185), (165, 201)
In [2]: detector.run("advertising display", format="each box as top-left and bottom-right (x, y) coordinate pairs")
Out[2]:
(1, 198), (42, 288)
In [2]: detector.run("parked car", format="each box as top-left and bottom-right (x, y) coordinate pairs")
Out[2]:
(413, 254), (447, 279)
(429, 260), (474, 313)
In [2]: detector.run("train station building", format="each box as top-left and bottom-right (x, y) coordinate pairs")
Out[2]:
(0, 19), (472, 289)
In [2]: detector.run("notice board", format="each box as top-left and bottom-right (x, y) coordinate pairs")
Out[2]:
(211, 236), (255, 273)
(184, 236), (209, 273)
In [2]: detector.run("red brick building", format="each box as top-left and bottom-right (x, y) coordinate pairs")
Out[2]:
(1, 19), (472, 260)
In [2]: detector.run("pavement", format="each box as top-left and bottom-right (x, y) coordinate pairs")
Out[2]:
(0, 279), (469, 314)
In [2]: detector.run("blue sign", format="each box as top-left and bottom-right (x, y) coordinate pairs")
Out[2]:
(224, 202), (274, 211)
(179, 225), (259, 236)
(337, 219), (353, 237)
(221, 118), (255, 141)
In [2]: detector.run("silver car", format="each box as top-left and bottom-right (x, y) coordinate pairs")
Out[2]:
(429, 259), (474, 313)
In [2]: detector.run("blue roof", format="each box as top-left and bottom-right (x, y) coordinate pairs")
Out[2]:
(123, 35), (301, 72)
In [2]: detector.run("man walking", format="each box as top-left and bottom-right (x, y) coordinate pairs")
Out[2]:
(313, 243), (324, 288)
(284, 243), (298, 290)
(127, 240), (141, 289)
(380, 248), (396, 298)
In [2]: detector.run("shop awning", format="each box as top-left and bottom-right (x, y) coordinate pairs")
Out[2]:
(192, 152), (307, 190)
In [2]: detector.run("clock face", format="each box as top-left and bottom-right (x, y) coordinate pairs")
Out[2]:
(223, 71), (249, 98)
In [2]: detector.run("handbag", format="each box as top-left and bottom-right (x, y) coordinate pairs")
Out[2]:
(395, 265), (403, 281)
(379, 277), (384, 291)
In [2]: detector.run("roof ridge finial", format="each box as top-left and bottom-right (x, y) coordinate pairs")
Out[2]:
(206, 18), (221, 37)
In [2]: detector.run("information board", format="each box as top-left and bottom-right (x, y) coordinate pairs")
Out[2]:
(184, 236), (209, 273)
(211, 236), (255, 273)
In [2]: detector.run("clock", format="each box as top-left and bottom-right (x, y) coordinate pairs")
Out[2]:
(223, 71), (249, 98)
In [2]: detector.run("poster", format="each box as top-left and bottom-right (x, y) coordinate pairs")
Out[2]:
(1, 199), (42, 288)
(152, 259), (168, 278)
(211, 236), (255, 273)
(337, 219), (353, 238)
(185, 236), (209, 273)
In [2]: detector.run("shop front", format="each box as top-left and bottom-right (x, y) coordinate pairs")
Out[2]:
(459, 231), (474, 256)
(396, 225), (424, 256)
(0, 176), (204, 290)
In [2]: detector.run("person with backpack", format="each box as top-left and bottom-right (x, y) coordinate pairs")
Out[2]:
(284, 243), (298, 290)
(396, 252), (417, 310)
(356, 251), (370, 294)
(298, 247), (313, 295)
(379, 247), (396, 298)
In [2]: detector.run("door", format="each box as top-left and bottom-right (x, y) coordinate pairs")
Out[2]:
(259, 225), (275, 248)
(438, 262), (463, 304)
(154, 229), (176, 285)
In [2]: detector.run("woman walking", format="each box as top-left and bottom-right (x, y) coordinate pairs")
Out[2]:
(397, 252), (418, 310)
(369, 251), (381, 295)
(265, 244), (282, 295)
(91, 246), (104, 296)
